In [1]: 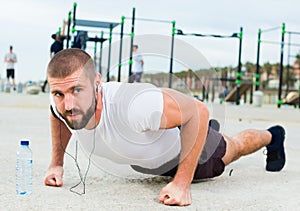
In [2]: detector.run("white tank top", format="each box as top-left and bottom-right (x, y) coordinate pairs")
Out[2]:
(51, 82), (181, 169)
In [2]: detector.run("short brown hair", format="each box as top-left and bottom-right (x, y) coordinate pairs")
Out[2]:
(47, 48), (96, 81)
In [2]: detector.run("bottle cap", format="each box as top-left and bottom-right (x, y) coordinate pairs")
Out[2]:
(20, 140), (29, 146)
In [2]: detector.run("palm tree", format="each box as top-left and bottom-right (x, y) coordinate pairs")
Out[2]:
(263, 62), (272, 81)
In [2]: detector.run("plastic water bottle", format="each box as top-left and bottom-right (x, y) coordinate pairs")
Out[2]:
(16, 139), (32, 195)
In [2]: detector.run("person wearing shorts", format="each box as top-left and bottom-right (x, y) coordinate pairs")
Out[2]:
(129, 44), (144, 83)
(43, 49), (286, 207)
(4, 46), (17, 90)
(6, 69), (15, 80)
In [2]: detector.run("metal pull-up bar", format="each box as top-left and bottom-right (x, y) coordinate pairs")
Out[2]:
(176, 27), (244, 105)
(125, 16), (173, 24)
(118, 8), (176, 87)
(66, 2), (121, 82)
(176, 29), (239, 38)
(260, 40), (300, 47)
(255, 23), (287, 108)
(76, 19), (119, 28)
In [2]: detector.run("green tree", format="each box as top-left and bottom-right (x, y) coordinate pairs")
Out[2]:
(262, 62), (272, 81)
(296, 54), (300, 65)
(244, 61), (256, 74)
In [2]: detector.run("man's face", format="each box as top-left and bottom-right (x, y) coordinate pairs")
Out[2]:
(48, 69), (97, 130)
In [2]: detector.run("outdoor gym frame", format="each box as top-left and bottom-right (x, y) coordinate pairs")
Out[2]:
(122, 11), (245, 104)
(63, 3), (244, 101)
(175, 27), (244, 105)
(119, 8), (176, 86)
(66, 2), (119, 82)
(256, 23), (300, 108)
(65, 4), (176, 85)
(123, 10), (245, 103)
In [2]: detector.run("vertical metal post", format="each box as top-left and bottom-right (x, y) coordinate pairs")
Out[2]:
(211, 79), (215, 102)
(93, 36), (97, 66)
(107, 24), (113, 82)
(244, 90), (247, 103)
(285, 32), (291, 97)
(66, 11), (72, 48)
(72, 2), (77, 47)
(235, 27), (243, 105)
(206, 79), (210, 101)
(128, 8), (135, 82)
(168, 21), (176, 88)
(255, 29), (261, 91)
(118, 16), (125, 82)
(278, 23), (285, 108)
(202, 81), (205, 101)
(249, 83), (253, 104)
(298, 61), (300, 108)
(99, 31), (104, 74)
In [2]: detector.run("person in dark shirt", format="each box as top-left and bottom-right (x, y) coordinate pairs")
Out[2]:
(42, 20), (66, 92)
(50, 34), (64, 58)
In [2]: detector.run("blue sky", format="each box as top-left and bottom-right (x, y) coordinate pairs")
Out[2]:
(1, 0), (300, 82)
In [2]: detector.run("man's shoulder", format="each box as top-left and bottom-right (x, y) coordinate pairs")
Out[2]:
(103, 82), (157, 91)
(102, 82), (160, 101)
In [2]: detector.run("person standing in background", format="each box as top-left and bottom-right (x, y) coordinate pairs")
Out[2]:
(4, 45), (17, 91)
(42, 20), (66, 92)
(129, 44), (144, 83)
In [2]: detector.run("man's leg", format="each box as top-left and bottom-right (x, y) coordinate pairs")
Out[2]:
(129, 73), (136, 83)
(131, 124), (286, 181)
(136, 73), (142, 82)
(222, 125), (286, 171)
(12, 74), (15, 90)
(6, 69), (10, 84)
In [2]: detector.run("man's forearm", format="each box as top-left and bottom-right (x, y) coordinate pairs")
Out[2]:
(50, 114), (71, 167)
(173, 103), (209, 185)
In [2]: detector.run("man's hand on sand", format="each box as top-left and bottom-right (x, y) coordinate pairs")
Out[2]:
(44, 166), (64, 187)
(158, 181), (192, 206)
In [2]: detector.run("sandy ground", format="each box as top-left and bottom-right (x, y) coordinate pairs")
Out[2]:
(1, 91), (300, 210)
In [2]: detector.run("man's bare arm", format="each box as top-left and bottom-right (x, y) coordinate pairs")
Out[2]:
(44, 111), (71, 186)
(158, 88), (209, 206)
(49, 112), (71, 166)
(61, 19), (67, 36)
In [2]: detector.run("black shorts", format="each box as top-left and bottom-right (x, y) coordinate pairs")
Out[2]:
(6, 69), (15, 79)
(131, 127), (227, 180)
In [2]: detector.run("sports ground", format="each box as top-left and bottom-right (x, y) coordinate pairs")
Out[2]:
(1, 92), (299, 210)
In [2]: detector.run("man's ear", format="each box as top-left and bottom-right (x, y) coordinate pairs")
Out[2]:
(95, 73), (102, 85)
